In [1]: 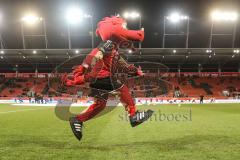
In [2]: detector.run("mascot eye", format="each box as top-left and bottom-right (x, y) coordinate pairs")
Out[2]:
(119, 40), (133, 49)
(122, 23), (127, 29)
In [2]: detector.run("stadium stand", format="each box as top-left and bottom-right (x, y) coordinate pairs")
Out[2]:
(0, 73), (239, 99)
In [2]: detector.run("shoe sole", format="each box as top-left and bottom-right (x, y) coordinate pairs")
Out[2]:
(69, 117), (83, 141)
(131, 109), (154, 127)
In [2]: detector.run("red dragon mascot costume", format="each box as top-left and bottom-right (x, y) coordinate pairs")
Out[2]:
(64, 16), (153, 141)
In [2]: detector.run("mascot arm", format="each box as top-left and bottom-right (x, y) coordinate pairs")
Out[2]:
(72, 65), (85, 77)
(62, 72), (85, 86)
(79, 42), (111, 83)
(117, 56), (143, 76)
(82, 48), (100, 69)
(64, 47), (102, 86)
(82, 40), (115, 69)
(98, 40), (116, 55)
(65, 75), (85, 86)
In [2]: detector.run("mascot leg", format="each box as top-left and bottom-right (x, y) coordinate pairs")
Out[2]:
(118, 84), (154, 127)
(69, 98), (107, 141)
(76, 98), (107, 122)
(118, 85), (136, 117)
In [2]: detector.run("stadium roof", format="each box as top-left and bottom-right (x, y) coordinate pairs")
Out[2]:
(0, 48), (239, 73)
(0, 0), (239, 72)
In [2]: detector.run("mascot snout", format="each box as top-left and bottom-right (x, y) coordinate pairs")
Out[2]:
(120, 28), (144, 42)
(96, 16), (145, 43)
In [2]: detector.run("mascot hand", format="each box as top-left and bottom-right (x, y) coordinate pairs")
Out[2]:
(72, 65), (85, 77)
(73, 75), (85, 85)
(63, 75), (85, 86)
(127, 65), (144, 77)
(137, 66), (144, 76)
(65, 79), (75, 86)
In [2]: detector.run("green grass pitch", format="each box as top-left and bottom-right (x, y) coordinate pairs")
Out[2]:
(0, 103), (240, 160)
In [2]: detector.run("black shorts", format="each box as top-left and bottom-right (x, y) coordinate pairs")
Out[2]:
(89, 77), (123, 99)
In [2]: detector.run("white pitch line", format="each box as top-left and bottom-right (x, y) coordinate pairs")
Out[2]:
(0, 108), (51, 114)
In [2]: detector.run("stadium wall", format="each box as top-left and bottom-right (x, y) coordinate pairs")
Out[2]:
(1, 97), (239, 107)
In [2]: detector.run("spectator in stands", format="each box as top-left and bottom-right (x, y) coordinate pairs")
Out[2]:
(174, 86), (181, 97)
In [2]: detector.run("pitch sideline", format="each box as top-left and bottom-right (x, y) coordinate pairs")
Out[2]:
(0, 107), (52, 114)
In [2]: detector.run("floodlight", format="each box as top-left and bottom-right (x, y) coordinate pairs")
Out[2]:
(123, 12), (129, 18)
(181, 16), (189, 20)
(229, 12), (238, 21)
(123, 11), (140, 19)
(206, 49), (212, 53)
(84, 14), (92, 18)
(233, 49), (239, 53)
(33, 50), (37, 54)
(166, 13), (188, 23)
(211, 10), (238, 22)
(173, 49), (176, 53)
(211, 11), (221, 21)
(167, 13), (180, 22)
(75, 50), (79, 54)
(65, 7), (83, 24)
(130, 12), (140, 18)
(21, 14), (42, 25)
(0, 50), (4, 54)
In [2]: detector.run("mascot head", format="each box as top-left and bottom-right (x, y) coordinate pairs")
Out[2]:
(96, 16), (144, 48)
